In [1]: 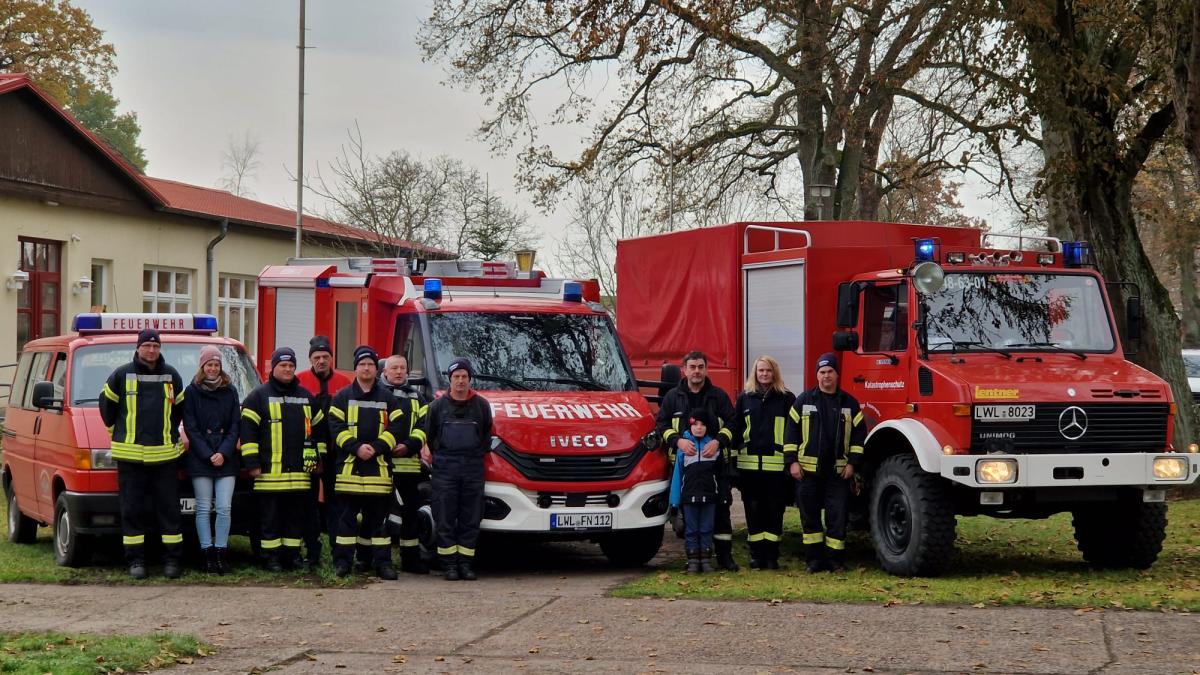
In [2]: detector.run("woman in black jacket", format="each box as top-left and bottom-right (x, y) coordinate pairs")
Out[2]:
(181, 345), (240, 574)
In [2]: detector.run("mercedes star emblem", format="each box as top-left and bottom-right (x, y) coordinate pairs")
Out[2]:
(1058, 406), (1088, 440)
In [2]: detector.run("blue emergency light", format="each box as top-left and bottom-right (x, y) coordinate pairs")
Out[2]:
(423, 278), (443, 301)
(1062, 241), (1090, 268)
(193, 315), (219, 332)
(914, 238), (937, 262)
(563, 281), (583, 302)
(71, 313), (102, 331)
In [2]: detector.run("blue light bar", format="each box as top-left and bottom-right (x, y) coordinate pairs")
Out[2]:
(72, 313), (102, 331)
(193, 315), (218, 333)
(914, 238), (937, 262)
(423, 278), (443, 301)
(1062, 241), (1090, 268)
(563, 281), (583, 302)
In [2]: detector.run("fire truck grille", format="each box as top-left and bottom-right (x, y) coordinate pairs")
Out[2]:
(494, 444), (647, 482)
(970, 403), (1169, 453)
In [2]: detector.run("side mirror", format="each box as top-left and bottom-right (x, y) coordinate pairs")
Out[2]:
(658, 363), (681, 400)
(832, 331), (859, 352)
(1125, 296), (1142, 342)
(31, 380), (61, 410)
(836, 282), (860, 328)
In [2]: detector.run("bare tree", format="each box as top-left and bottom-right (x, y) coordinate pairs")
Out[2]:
(217, 130), (261, 197)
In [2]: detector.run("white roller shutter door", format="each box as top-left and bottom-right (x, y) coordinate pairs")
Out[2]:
(744, 263), (806, 389)
(273, 288), (315, 360)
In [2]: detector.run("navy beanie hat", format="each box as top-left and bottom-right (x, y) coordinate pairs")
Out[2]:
(309, 335), (333, 356)
(271, 347), (297, 370)
(816, 352), (839, 373)
(446, 357), (474, 378)
(136, 329), (161, 347)
(353, 345), (379, 368)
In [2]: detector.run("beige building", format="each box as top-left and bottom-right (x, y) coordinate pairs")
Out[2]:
(0, 73), (447, 362)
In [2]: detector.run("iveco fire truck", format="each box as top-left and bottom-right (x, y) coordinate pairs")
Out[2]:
(256, 257), (668, 566)
(617, 221), (1199, 576)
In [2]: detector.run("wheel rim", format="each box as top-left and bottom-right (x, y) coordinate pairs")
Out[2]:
(7, 497), (16, 536)
(877, 484), (912, 555)
(56, 509), (70, 557)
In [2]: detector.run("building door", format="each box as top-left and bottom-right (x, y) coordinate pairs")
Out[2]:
(17, 238), (62, 350)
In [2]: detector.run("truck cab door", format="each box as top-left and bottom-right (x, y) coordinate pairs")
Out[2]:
(841, 281), (910, 426)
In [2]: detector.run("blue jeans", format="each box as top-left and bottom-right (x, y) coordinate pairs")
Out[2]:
(192, 475), (235, 549)
(682, 502), (716, 552)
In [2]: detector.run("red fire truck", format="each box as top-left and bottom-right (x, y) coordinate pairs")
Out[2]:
(617, 221), (1200, 576)
(255, 258), (669, 566)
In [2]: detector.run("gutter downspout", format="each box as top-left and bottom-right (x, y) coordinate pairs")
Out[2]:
(206, 218), (229, 313)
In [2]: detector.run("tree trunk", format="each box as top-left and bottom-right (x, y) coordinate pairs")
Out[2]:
(1177, 242), (1200, 346)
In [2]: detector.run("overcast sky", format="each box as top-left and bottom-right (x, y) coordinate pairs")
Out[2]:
(75, 0), (584, 269)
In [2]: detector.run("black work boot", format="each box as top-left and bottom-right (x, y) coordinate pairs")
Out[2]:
(699, 548), (715, 573)
(442, 555), (460, 581)
(714, 539), (740, 571)
(458, 559), (477, 581)
(333, 559), (352, 577)
(128, 562), (148, 580)
(826, 546), (846, 572)
(805, 545), (828, 573)
(748, 540), (764, 570)
(400, 547), (428, 574)
(685, 549), (701, 574)
(264, 550), (283, 573)
(204, 547), (217, 574)
(765, 541), (781, 570)
(163, 558), (182, 579)
(376, 561), (398, 580)
(214, 548), (229, 575)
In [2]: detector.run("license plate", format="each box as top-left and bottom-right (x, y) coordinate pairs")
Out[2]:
(550, 512), (612, 530)
(179, 498), (196, 515)
(974, 404), (1036, 421)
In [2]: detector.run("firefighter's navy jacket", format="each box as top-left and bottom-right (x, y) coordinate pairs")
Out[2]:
(327, 380), (407, 495)
(383, 381), (428, 474)
(239, 376), (324, 491)
(656, 378), (737, 460)
(100, 356), (186, 464)
(732, 388), (797, 473)
(783, 387), (867, 473)
(416, 391), (493, 457)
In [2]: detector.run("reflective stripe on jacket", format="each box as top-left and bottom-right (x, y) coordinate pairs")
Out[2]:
(782, 387), (866, 472)
(733, 387), (796, 473)
(240, 378), (324, 492)
(328, 380), (407, 495)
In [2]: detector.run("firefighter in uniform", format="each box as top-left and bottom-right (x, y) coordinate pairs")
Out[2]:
(415, 357), (492, 582)
(381, 355), (430, 574)
(784, 353), (866, 573)
(99, 328), (186, 580)
(732, 355), (796, 570)
(656, 350), (740, 571)
(327, 346), (406, 579)
(296, 336), (351, 569)
(240, 347), (324, 571)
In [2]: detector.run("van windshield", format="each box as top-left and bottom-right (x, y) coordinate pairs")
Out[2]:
(70, 343), (260, 406)
(427, 312), (635, 392)
(924, 273), (1116, 353)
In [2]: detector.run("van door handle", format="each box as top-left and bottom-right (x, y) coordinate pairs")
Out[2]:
(33, 417), (41, 435)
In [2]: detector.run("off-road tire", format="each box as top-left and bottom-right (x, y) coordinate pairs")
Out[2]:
(869, 454), (956, 576)
(1072, 499), (1166, 570)
(53, 493), (92, 567)
(600, 526), (664, 567)
(6, 485), (38, 544)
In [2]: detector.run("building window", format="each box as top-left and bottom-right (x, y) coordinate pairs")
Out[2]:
(90, 259), (111, 310)
(217, 274), (257, 346)
(142, 266), (192, 313)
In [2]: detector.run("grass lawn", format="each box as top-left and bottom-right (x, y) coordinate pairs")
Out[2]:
(0, 631), (204, 674)
(613, 499), (1200, 611)
(0, 495), (364, 587)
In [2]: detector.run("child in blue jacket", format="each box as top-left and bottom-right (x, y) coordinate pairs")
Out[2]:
(678, 408), (721, 573)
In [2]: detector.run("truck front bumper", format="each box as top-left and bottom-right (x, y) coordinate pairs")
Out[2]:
(940, 452), (1200, 489)
(479, 479), (671, 533)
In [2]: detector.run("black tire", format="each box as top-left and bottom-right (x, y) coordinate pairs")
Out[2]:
(869, 454), (956, 576)
(6, 486), (38, 544)
(1072, 499), (1167, 569)
(600, 526), (664, 567)
(53, 493), (92, 567)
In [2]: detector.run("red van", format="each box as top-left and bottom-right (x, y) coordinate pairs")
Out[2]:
(2, 313), (260, 566)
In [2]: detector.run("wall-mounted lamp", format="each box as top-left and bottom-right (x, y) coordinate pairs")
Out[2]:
(73, 275), (94, 295)
(7, 270), (30, 291)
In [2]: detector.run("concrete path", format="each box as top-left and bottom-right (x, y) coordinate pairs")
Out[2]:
(1, 545), (1196, 675)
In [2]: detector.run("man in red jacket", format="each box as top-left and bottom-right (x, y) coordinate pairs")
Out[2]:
(295, 336), (351, 570)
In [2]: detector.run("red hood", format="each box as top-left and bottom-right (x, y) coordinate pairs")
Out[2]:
(927, 355), (1171, 403)
(482, 391), (655, 455)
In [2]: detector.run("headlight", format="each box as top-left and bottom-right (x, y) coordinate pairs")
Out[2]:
(1152, 456), (1188, 480)
(640, 430), (661, 451)
(976, 458), (1017, 484)
(91, 448), (115, 470)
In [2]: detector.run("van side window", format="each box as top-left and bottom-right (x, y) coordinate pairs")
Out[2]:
(49, 352), (68, 402)
(861, 283), (908, 353)
(8, 352), (32, 410)
(21, 352), (51, 409)
(392, 315), (426, 380)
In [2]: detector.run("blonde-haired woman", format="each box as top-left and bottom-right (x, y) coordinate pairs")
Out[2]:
(732, 356), (796, 569)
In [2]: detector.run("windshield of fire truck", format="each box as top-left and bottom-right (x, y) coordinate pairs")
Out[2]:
(70, 343), (260, 406)
(923, 272), (1116, 353)
(427, 312), (635, 391)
